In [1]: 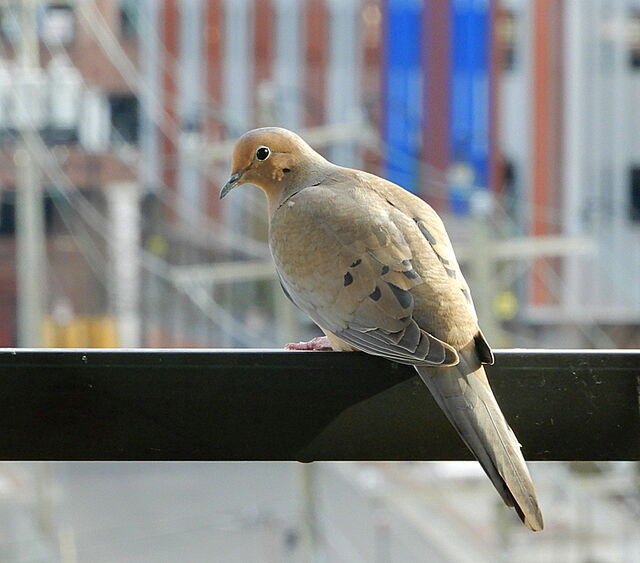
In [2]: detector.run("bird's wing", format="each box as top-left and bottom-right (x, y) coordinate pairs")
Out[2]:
(269, 177), (484, 366)
(366, 172), (495, 364)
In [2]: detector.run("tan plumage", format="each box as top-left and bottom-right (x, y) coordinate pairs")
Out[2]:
(221, 127), (543, 531)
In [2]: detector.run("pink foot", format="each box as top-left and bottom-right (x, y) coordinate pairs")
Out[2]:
(285, 336), (333, 351)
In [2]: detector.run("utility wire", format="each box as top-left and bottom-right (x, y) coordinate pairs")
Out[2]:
(3, 2), (625, 348)
(0, 4), (273, 346)
(0, 3), (268, 346)
(0, 24), (266, 346)
(77, 0), (272, 248)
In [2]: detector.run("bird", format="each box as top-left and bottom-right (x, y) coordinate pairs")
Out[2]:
(220, 127), (544, 531)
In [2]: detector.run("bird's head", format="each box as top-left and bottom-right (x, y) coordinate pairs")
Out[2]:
(219, 127), (329, 207)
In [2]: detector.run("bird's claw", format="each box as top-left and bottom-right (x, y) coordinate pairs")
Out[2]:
(284, 336), (333, 351)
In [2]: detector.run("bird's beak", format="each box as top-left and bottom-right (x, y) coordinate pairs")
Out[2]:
(220, 171), (243, 199)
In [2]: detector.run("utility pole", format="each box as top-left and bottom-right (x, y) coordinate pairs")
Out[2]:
(138, 0), (162, 346)
(299, 464), (320, 563)
(469, 190), (503, 346)
(15, 0), (46, 347)
(106, 182), (141, 347)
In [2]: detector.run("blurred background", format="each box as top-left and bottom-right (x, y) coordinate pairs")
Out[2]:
(0, 0), (638, 561)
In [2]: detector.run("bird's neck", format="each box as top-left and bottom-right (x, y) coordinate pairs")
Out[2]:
(264, 159), (337, 218)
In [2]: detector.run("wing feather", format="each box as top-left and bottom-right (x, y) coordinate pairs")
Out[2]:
(270, 180), (474, 365)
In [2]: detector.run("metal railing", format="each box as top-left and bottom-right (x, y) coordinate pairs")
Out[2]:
(0, 348), (638, 461)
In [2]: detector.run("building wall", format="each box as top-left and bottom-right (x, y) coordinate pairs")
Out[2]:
(2, 0), (638, 347)
(497, 0), (640, 327)
(560, 0), (640, 323)
(0, 0), (140, 346)
(0, 0), (139, 189)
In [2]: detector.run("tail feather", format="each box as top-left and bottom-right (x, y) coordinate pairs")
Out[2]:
(416, 352), (543, 531)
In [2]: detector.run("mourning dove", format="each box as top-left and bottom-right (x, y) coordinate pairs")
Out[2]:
(220, 127), (543, 531)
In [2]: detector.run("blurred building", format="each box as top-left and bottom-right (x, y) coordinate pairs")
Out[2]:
(499, 0), (640, 346)
(0, 0), (139, 346)
(0, 0), (638, 348)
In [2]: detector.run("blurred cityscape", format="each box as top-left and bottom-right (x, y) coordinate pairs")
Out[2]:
(0, 0), (639, 562)
(0, 0), (639, 350)
(0, 462), (639, 562)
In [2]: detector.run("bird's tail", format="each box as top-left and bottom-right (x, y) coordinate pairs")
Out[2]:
(415, 351), (544, 531)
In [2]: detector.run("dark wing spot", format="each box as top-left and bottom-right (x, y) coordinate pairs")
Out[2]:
(443, 265), (457, 279)
(415, 219), (452, 270)
(414, 219), (437, 245)
(387, 283), (413, 309)
(350, 259), (362, 268)
(461, 287), (472, 305)
(344, 272), (353, 286)
(381, 265), (390, 275)
(369, 286), (382, 301)
(403, 269), (419, 280)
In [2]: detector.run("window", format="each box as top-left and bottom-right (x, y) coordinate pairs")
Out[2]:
(630, 166), (640, 222)
(0, 191), (56, 236)
(501, 158), (520, 222)
(120, 0), (138, 38)
(41, 4), (76, 46)
(497, 9), (517, 71)
(109, 94), (139, 145)
(1, 3), (75, 45)
(630, 11), (640, 69)
(0, 7), (19, 43)
(0, 191), (15, 235)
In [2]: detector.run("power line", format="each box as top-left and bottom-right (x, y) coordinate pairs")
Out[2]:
(38, 2), (272, 259)
(70, 1), (271, 252)
(0, 10), (268, 347)
(2, 1), (629, 348)
(0, 15), (272, 348)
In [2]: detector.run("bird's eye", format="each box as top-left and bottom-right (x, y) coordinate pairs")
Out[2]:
(256, 146), (270, 161)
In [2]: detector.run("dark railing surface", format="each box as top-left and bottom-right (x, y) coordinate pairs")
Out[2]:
(0, 348), (638, 462)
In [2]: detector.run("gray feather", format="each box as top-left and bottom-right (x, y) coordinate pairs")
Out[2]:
(415, 347), (543, 531)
